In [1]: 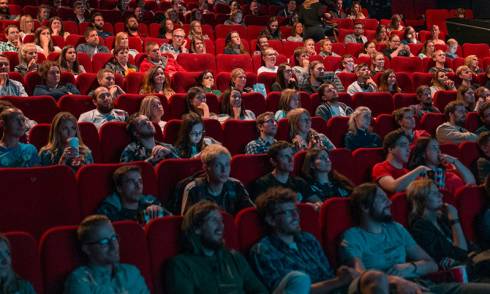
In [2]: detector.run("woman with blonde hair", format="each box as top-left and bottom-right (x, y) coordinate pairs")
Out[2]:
(114, 31), (139, 57)
(14, 43), (38, 76)
(140, 65), (175, 99)
(19, 14), (35, 41)
(275, 89), (301, 120)
(456, 65), (474, 88)
(139, 95), (166, 131)
(229, 68), (252, 93)
(344, 106), (381, 150)
(34, 26), (61, 57)
(39, 112), (93, 169)
(288, 108), (335, 152)
(188, 20), (209, 40)
(464, 55), (481, 74)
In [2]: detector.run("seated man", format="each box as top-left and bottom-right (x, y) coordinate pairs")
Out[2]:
(476, 102), (490, 135)
(91, 12), (112, 38)
(72, 1), (87, 24)
(0, 25), (21, 53)
(64, 214), (150, 293)
(120, 113), (178, 164)
(79, 86), (128, 129)
(315, 82), (353, 121)
(97, 165), (169, 222)
(245, 111), (278, 154)
(76, 26), (109, 58)
(181, 144), (252, 215)
(159, 28), (188, 59)
(341, 183), (490, 293)
(0, 54), (27, 96)
(88, 69), (125, 99)
(477, 131), (490, 183)
(428, 50), (453, 73)
(301, 60), (344, 94)
(344, 22), (367, 44)
(436, 101), (478, 144)
(166, 200), (267, 293)
(410, 85), (441, 119)
(0, 108), (39, 167)
(250, 187), (379, 294)
(346, 63), (377, 95)
(251, 141), (312, 201)
(372, 129), (430, 193)
(139, 41), (166, 73)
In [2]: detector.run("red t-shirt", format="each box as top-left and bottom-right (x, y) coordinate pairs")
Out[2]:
(372, 160), (409, 182)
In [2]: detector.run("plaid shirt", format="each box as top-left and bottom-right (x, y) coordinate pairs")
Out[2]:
(120, 141), (179, 164)
(249, 232), (334, 290)
(245, 137), (277, 154)
(0, 41), (18, 53)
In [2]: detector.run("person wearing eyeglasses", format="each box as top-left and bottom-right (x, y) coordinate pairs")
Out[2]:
(257, 48), (279, 75)
(246, 112), (278, 154)
(175, 113), (220, 159)
(195, 70), (221, 97)
(63, 214), (150, 293)
(159, 28), (188, 59)
(301, 60), (344, 94)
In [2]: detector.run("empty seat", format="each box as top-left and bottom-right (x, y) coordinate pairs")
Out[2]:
(323, 56), (342, 72)
(78, 122), (102, 163)
(419, 112), (445, 136)
(99, 121), (131, 163)
(57, 94), (94, 118)
(325, 116), (349, 147)
(455, 186), (486, 242)
(459, 141), (481, 179)
(223, 119), (258, 155)
(28, 123), (50, 150)
(91, 53), (113, 73)
(462, 43), (490, 58)
(216, 54), (253, 73)
(176, 53), (216, 72)
(352, 147), (385, 184)
(433, 90), (457, 112)
(171, 71), (202, 93)
(336, 72), (357, 90)
(124, 72), (146, 94)
(412, 72), (434, 89)
(352, 92), (394, 116)
(230, 153), (272, 189)
(373, 114), (397, 139)
(465, 112), (480, 133)
(390, 56), (423, 72)
(241, 92), (266, 117)
(395, 72), (414, 93)
(393, 93), (418, 109)
(75, 73), (99, 95)
(0, 95), (59, 123)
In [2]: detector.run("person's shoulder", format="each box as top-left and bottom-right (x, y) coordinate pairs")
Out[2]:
(250, 234), (275, 254)
(117, 263), (143, 276)
(20, 143), (38, 153)
(342, 226), (363, 239)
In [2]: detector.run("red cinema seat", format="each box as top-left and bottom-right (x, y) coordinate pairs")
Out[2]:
(75, 161), (157, 217)
(393, 93), (418, 109)
(78, 122), (102, 163)
(216, 54), (253, 73)
(244, 15), (270, 26)
(320, 198), (354, 266)
(345, 43), (364, 57)
(64, 34), (85, 48)
(433, 90), (457, 112)
(412, 72), (433, 89)
(0, 166), (80, 238)
(282, 41), (303, 56)
(373, 114), (397, 139)
(215, 24), (246, 39)
(171, 71), (201, 93)
(4, 51), (19, 71)
(241, 92), (266, 117)
(390, 192), (410, 228)
(352, 147), (384, 184)
(408, 43), (424, 55)
(176, 53), (216, 72)
(76, 73), (98, 95)
(352, 92), (394, 116)
(230, 153), (272, 189)
(265, 91), (281, 112)
(455, 186), (486, 242)
(395, 72), (413, 93)
(332, 18), (353, 29)
(57, 94), (95, 118)
(257, 72), (277, 93)
(329, 148), (356, 180)
(293, 150), (307, 176)
(323, 56), (342, 72)
(419, 112), (445, 136)
(63, 21), (79, 34)
(325, 116), (349, 147)
(5, 232), (43, 294)
(440, 144), (460, 159)
(390, 56), (423, 73)
(8, 71), (23, 84)
(91, 53), (113, 73)
(216, 72), (257, 92)
(246, 25), (266, 40)
(462, 43), (490, 58)
(124, 72), (145, 94)
(358, 18), (379, 30)
(458, 141), (481, 179)
(223, 119), (258, 155)
(465, 112), (480, 133)
(0, 95), (59, 123)
(99, 121), (130, 163)
(28, 123), (50, 150)
(336, 72), (357, 90)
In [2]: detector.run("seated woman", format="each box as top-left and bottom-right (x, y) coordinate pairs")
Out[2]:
(288, 108), (335, 152)
(48, 16), (70, 39)
(348, 1), (366, 19)
(292, 47), (310, 89)
(190, 36), (206, 54)
(378, 69), (401, 94)
(105, 46), (137, 77)
(456, 65), (474, 89)
(271, 64), (298, 92)
(393, 107), (430, 143)
(39, 112), (93, 170)
(402, 26), (419, 44)
(19, 14), (35, 42)
(375, 24), (389, 44)
(218, 89), (256, 122)
(58, 45), (86, 76)
(223, 31), (248, 54)
(357, 41), (377, 58)
(287, 22), (303, 42)
(188, 20), (209, 40)
(418, 40), (435, 59)
(301, 148), (354, 205)
(408, 137), (475, 194)
(229, 68), (252, 93)
(159, 18), (174, 41)
(318, 38), (340, 58)
(114, 32), (139, 57)
(139, 95), (166, 131)
(387, 14), (404, 33)
(370, 52), (386, 75)
(14, 43), (39, 76)
(34, 26), (61, 58)
(0, 233), (36, 293)
(430, 69), (456, 97)
(336, 54), (355, 74)
(257, 47), (278, 75)
(304, 38), (317, 56)
(475, 86), (490, 112)
(315, 82), (353, 121)
(196, 70), (221, 96)
(224, 2), (244, 25)
(139, 65), (175, 99)
(174, 112), (220, 158)
(274, 89), (300, 120)
(33, 61), (80, 100)
(430, 25), (446, 46)
(344, 106), (381, 150)
(185, 86), (214, 119)
(465, 55), (482, 74)
(259, 16), (281, 40)
(456, 85), (476, 112)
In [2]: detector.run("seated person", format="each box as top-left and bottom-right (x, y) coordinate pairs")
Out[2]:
(223, 31), (248, 55)
(113, 32), (139, 57)
(33, 61), (80, 100)
(138, 95), (166, 131)
(165, 200), (267, 293)
(344, 22), (367, 44)
(456, 65), (475, 89)
(88, 68), (125, 99)
(477, 132), (490, 183)
(344, 106), (381, 151)
(383, 34), (413, 59)
(260, 16), (281, 40)
(287, 22), (303, 42)
(430, 69), (456, 97)
(188, 20), (209, 41)
(195, 70), (221, 96)
(120, 113), (178, 163)
(430, 24), (445, 46)
(315, 82), (353, 121)
(180, 145), (252, 215)
(246, 112), (278, 154)
(34, 26), (61, 58)
(49, 16), (70, 39)
(174, 113), (220, 158)
(97, 165), (168, 222)
(370, 52), (386, 75)
(0, 100), (36, 133)
(401, 26), (419, 45)
(188, 35), (205, 54)
(346, 63), (377, 95)
(436, 101), (478, 144)
(359, 41), (378, 58)
(288, 108), (335, 152)
(446, 38), (459, 59)
(0, 233), (36, 293)
(58, 45), (86, 76)
(477, 102), (490, 135)
(301, 148), (354, 204)
(39, 112), (93, 169)
(302, 61), (344, 94)
(349, 1), (367, 19)
(410, 85), (441, 119)
(318, 38), (340, 57)
(0, 54), (27, 96)
(271, 64), (298, 92)
(257, 47), (278, 75)
(249, 187), (362, 294)
(91, 12), (112, 38)
(429, 50), (453, 73)
(14, 43), (38, 76)
(393, 107), (430, 143)
(408, 137), (475, 194)
(418, 40), (435, 59)
(79, 86), (128, 129)
(63, 215), (150, 293)
(304, 38), (317, 57)
(457, 85), (476, 112)
(0, 25), (21, 53)
(229, 68), (252, 93)
(218, 89), (256, 122)
(254, 35), (270, 55)
(251, 141), (313, 201)
(224, 7), (244, 26)
(104, 46), (137, 77)
(474, 87), (490, 113)
(378, 69), (401, 94)
(124, 15), (143, 39)
(372, 129), (430, 193)
(72, 1), (88, 24)
(159, 28), (188, 59)
(76, 26), (109, 58)
(139, 41), (167, 73)
(335, 54), (355, 74)
(139, 65), (175, 99)
(340, 183), (490, 294)
(184, 86), (214, 119)
(292, 47), (310, 89)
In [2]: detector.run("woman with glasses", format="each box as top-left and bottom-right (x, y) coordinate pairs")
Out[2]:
(174, 112), (220, 158)
(271, 64), (298, 92)
(288, 108), (335, 152)
(185, 86), (214, 119)
(196, 70), (221, 96)
(219, 89), (256, 122)
(257, 47), (279, 75)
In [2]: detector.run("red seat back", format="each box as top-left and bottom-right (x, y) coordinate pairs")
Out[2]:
(171, 71), (201, 93)
(420, 112), (445, 136)
(155, 158), (202, 205)
(393, 93), (418, 109)
(325, 116), (349, 147)
(99, 121), (130, 163)
(462, 43), (490, 58)
(241, 92), (266, 117)
(230, 153), (272, 188)
(352, 92), (394, 116)
(216, 54), (253, 73)
(465, 112), (480, 133)
(28, 123), (50, 150)
(176, 53), (216, 72)
(351, 147), (385, 184)
(455, 186), (486, 242)
(223, 119), (258, 155)
(78, 122), (102, 163)
(75, 73), (99, 95)
(390, 56), (423, 72)
(390, 192), (410, 228)
(124, 72), (146, 94)
(1, 95), (59, 123)
(373, 114), (397, 139)
(57, 94), (95, 118)
(91, 53), (113, 73)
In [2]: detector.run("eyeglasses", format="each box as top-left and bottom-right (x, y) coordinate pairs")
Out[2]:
(84, 234), (119, 246)
(174, 35), (185, 38)
(203, 75), (214, 80)
(190, 130), (205, 136)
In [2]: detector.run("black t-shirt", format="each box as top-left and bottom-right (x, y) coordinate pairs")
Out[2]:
(251, 173), (312, 201)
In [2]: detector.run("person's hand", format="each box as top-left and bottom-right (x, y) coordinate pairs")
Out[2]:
(389, 276), (428, 294)
(303, 58), (310, 69)
(293, 134), (307, 149)
(445, 79), (455, 88)
(439, 257), (456, 270)
(145, 205), (164, 220)
(439, 153), (457, 166)
(28, 58), (37, 70)
(108, 85), (122, 97)
(366, 78), (377, 88)
(336, 266), (359, 285)
(416, 165), (432, 177)
(197, 101), (210, 117)
(442, 203), (459, 220)
(324, 12), (332, 19)
(387, 263), (415, 278)
(151, 145), (171, 162)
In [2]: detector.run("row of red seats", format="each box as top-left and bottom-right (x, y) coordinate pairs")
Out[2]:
(3, 182), (485, 294)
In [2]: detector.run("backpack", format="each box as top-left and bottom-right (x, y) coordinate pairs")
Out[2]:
(167, 170), (206, 214)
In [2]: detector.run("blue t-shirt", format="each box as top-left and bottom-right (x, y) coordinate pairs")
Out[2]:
(0, 143), (40, 167)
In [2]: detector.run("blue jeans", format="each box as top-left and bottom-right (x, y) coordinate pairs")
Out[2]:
(273, 271), (311, 294)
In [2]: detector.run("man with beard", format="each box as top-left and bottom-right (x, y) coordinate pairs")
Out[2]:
(347, 63), (378, 95)
(180, 144), (253, 215)
(120, 113), (178, 164)
(341, 183), (490, 294)
(410, 85), (441, 119)
(0, 0), (17, 20)
(250, 187), (387, 294)
(436, 101), (478, 145)
(372, 129), (431, 193)
(166, 200), (268, 294)
(63, 215), (150, 293)
(344, 22), (368, 44)
(160, 28), (188, 59)
(0, 25), (21, 53)
(79, 86), (128, 129)
(88, 69), (125, 99)
(245, 112), (278, 154)
(0, 54), (27, 96)
(301, 61), (344, 94)
(91, 13), (112, 39)
(76, 27), (109, 58)
(125, 16), (142, 38)
(315, 82), (353, 121)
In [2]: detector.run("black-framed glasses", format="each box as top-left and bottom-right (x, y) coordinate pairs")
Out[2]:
(84, 234), (119, 246)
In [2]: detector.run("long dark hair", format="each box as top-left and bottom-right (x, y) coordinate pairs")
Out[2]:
(224, 31), (247, 54)
(407, 137), (443, 170)
(175, 112), (205, 158)
(275, 63), (297, 90)
(185, 86), (205, 116)
(59, 45), (83, 75)
(221, 89), (246, 117)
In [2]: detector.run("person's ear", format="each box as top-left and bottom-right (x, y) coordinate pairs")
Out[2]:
(265, 214), (275, 228)
(81, 243), (90, 256)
